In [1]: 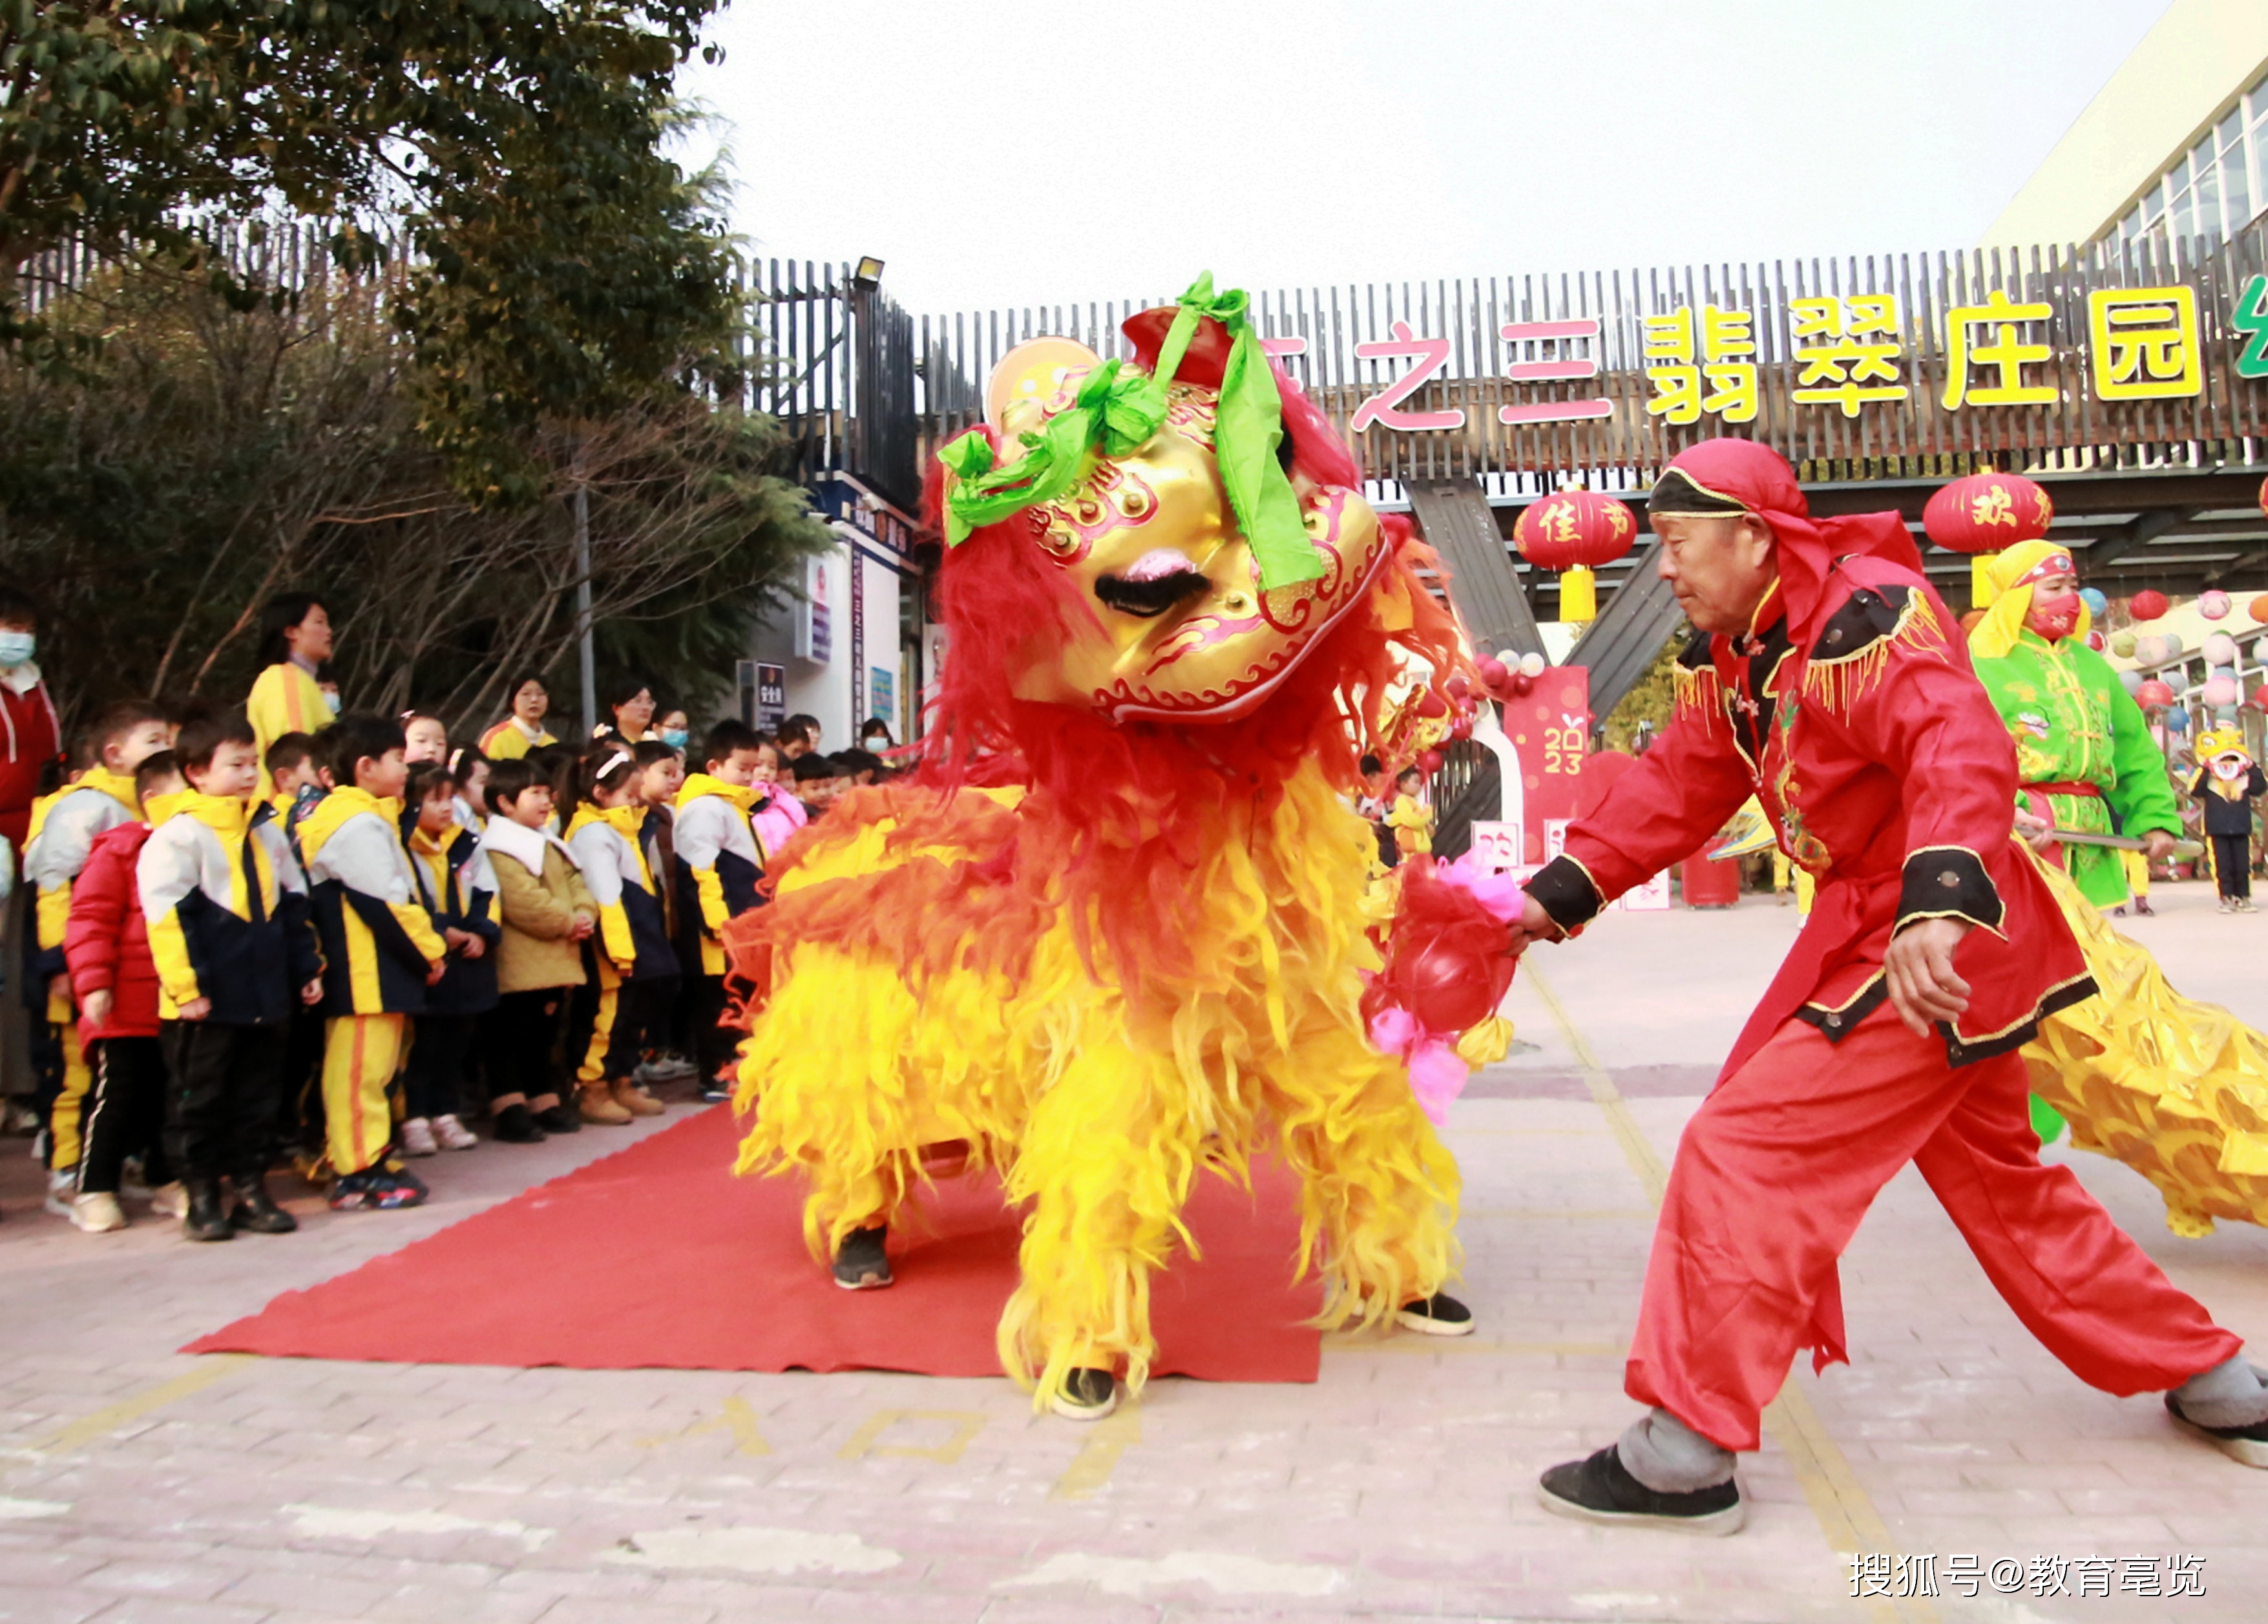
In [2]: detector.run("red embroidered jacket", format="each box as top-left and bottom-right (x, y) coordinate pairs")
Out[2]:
(1526, 556), (2093, 1078)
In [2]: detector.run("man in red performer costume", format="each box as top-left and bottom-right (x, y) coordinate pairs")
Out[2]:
(1508, 439), (2268, 1535)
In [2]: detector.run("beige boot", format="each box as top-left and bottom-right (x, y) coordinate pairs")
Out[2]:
(611, 1077), (666, 1117)
(578, 1079), (634, 1126)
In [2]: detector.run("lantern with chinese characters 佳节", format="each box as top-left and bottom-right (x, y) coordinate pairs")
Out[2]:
(1922, 470), (2055, 609)
(1514, 489), (1637, 625)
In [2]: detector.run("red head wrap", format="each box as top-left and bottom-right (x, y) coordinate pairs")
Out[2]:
(1648, 440), (1920, 635)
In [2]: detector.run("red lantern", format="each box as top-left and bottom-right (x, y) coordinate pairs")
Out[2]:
(2253, 684), (2268, 712)
(2136, 679), (2176, 709)
(1514, 490), (1637, 625)
(2129, 589), (2170, 622)
(1922, 471), (2055, 552)
(2085, 630), (2106, 651)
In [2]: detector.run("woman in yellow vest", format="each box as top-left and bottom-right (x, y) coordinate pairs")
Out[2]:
(479, 674), (558, 762)
(245, 594), (336, 768)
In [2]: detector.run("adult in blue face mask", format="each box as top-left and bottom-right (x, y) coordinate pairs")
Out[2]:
(656, 709), (690, 752)
(0, 585), (61, 864)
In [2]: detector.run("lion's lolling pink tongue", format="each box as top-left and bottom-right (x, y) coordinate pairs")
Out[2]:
(1124, 549), (1200, 583)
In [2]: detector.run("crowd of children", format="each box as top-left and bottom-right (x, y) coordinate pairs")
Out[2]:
(12, 652), (896, 1240)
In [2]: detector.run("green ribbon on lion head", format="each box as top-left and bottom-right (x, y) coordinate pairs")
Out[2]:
(937, 273), (1326, 590)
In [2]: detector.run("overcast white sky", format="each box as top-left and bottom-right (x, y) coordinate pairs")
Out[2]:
(679, 0), (2170, 317)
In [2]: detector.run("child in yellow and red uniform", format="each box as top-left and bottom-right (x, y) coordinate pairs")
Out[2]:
(138, 712), (324, 1241)
(563, 743), (678, 1124)
(27, 701), (172, 1212)
(297, 714), (447, 1210)
(673, 721), (768, 1097)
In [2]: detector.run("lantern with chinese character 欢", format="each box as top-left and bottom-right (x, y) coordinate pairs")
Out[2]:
(2130, 588), (2170, 622)
(1514, 489), (1637, 625)
(1922, 470), (2056, 608)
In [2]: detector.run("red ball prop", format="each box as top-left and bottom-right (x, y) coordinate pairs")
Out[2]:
(1398, 938), (1505, 1035)
(1474, 654), (1508, 691)
(1922, 472), (2055, 553)
(1444, 673), (1472, 701)
(2130, 589), (2170, 622)
(1448, 717), (1473, 740)
(1417, 748), (1444, 775)
(1415, 691), (1448, 719)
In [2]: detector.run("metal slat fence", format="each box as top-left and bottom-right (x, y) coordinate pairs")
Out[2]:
(899, 227), (2268, 499)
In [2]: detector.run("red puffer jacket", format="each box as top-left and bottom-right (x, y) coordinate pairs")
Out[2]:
(65, 820), (160, 1040)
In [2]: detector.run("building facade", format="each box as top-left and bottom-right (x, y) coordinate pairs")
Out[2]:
(1983, 0), (2268, 251)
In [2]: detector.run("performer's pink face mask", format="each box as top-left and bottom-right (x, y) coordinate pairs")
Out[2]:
(2024, 569), (2082, 642)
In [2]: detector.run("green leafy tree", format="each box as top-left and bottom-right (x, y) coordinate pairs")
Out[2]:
(0, 262), (829, 732)
(0, 1), (737, 499)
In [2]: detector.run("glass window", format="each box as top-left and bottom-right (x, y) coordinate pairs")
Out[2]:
(2171, 186), (2194, 243)
(2221, 109), (2244, 155)
(2143, 182), (2165, 224)
(2172, 154), (2190, 195)
(2227, 134), (2253, 232)
(2119, 204), (2143, 243)
(2196, 163), (2223, 243)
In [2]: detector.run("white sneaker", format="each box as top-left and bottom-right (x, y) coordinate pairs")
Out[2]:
(44, 1167), (76, 1217)
(637, 1055), (697, 1082)
(148, 1181), (188, 1219)
(399, 1118), (439, 1158)
(430, 1114), (478, 1151)
(70, 1191), (127, 1233)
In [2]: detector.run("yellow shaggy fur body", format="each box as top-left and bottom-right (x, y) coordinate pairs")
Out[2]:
(731, 763), (1461, 1408)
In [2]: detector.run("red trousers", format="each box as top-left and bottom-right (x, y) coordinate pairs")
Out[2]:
(1627, 1009), (2240, 1451)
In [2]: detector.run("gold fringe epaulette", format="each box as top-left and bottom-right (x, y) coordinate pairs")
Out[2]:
(1798, 588), (1948, 717)
(1673, 662), (1725, 733)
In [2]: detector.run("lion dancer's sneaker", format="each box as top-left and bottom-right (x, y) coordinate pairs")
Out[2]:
(2164, 1355), (2268, 1466)
(831, 1224), (892, 1291)
(1396, 1292), (1475, 1336)
(1538, 1409), (1745, 1535)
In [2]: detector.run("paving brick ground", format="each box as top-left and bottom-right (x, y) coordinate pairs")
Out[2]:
(3, 880), (2265, 1622)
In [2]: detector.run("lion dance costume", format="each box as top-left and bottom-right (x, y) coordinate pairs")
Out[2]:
(726, 277), (1488, 1417)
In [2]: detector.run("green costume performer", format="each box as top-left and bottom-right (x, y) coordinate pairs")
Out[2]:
(1968, 541), (2178, 909)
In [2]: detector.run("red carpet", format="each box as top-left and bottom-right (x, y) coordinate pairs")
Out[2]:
(187, 1104), (1322, 1382)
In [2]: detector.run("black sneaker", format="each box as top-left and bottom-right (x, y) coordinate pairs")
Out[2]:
(183, 1178), (235, 1243)
(534, 1102), (582, 1135)
(493, 1103), (546, 1143)
(1537, 1446), (1744, 1535)
(832, 1225), (892, 1290)
(1397, 1292), (1475, 1337)
(1050, 1367), (1118, 1422)
(2166, 1391), (2268, 1467)
(228, 1178), (299, 1234)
